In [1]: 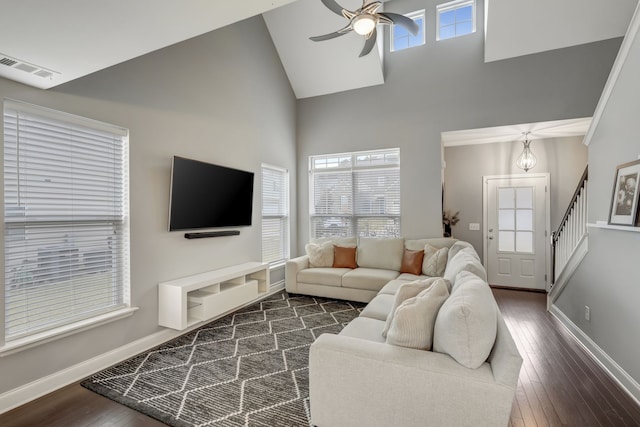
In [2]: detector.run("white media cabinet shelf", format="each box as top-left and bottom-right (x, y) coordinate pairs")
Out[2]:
(158, 261), (269, 330)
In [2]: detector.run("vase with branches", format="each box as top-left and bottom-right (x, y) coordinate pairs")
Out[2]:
(442, 210), (460, 237)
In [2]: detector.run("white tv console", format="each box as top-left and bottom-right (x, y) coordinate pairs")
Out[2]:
(158, 261), (269, 330)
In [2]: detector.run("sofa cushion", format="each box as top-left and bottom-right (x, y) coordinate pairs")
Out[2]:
(382, 277), (441, 337)
(448, 240), (478, 260)
(396, 273), (425, 281)
(297, 268), (351, 287)
(423, 244), (448, 276)
(433, 278), (498, 369)
(333, 246), (358, 269)
(404, 238), (457, 251)
(339, 317), (386, 343)
(452, 270), (487, 294)
(443, 247), (487, 286)
(386, 279), (449, 350)
(400, 249), (424, 275)
(305, 241), (334, 268)
(378, 278), (414, 295)
(357, 237), (404, 271)
(360, 294), (395, 321)
(342, 268), (399, 291)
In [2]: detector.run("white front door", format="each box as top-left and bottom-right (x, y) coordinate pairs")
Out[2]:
(484, 174), (550, 290)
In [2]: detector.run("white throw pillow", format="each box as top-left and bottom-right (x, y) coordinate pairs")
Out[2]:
(382, 277), (441, 338)
(422, 244), (448, 276)
(305, 241), (334, 268)
(404, 238), (456, 251)
(386, 279), (450, 350)
(432, 279), (497, 369)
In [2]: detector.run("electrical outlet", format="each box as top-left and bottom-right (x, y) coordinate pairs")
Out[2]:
(469, 223), (480, 231)
(585, 305), (590, 322)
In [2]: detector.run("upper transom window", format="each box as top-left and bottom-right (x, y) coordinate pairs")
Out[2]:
(437, 0), (475, 40)
(390, 10), (425, 52)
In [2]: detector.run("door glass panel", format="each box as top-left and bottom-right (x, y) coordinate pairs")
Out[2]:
(516, 187), (533, 209)
(498, 188), (515, 209)
(499, 210), (515, 230)
(516, 231), (533, 253)
(516, 210), (533, 231)
(499, 231), (515, 252)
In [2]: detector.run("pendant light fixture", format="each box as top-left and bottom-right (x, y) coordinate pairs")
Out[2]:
(516, 132), (537, 172)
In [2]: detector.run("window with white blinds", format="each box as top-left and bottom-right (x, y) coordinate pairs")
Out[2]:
(309, 148), (400, 239)
(261, 164), (289, 266)
(3, 99), (130, 342)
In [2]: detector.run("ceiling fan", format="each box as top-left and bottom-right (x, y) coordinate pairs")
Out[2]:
(310, 0), (419, 57)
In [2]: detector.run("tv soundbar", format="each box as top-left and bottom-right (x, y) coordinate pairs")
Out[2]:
(184, 230), (240, 239)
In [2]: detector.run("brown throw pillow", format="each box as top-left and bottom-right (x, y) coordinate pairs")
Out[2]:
(333, 245), (358, 268)
(400, 249), (424, 275)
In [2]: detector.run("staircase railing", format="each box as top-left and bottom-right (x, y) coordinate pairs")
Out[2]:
(551, 166), (588, 286)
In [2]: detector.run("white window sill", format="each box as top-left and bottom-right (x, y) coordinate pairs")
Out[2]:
(0, 307), (138, 357)
(269, 261), (287, 270)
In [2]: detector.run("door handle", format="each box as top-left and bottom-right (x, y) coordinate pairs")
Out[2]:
(488, 236), (493, 240)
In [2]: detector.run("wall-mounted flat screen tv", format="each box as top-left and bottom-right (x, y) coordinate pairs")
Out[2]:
(169, 156), (254, 231)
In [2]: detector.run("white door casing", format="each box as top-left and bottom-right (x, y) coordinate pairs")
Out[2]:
(483, 174), (550, 291)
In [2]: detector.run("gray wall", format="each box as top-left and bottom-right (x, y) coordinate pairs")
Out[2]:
(0, 16), (297, 394)
(444, 136), (588, 259)
(295, 0), (621, 255)
(555, 19), (640, 391)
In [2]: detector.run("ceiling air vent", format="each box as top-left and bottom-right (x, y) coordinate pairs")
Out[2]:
(0, 57), (18, 67)
(0, 53), (59, 80)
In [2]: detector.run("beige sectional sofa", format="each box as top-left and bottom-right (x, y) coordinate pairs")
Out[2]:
(286, 237), (523, 427)
(286, 237), (457, 303)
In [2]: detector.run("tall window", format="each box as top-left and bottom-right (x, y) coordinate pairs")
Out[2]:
(3, 100), (129, 344)
(261, 164), (289, 266)
(437, 0), (475, 40)
(391, 10), (426, 52)
(309, 148), (400, 239)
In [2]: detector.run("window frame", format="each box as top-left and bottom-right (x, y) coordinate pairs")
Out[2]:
(309, 148), (401, 240)
(436, 0), (476, 41)
(1, 99), (133, 354)
(390, 9), (426, 53)
(261, 163), (290, 268)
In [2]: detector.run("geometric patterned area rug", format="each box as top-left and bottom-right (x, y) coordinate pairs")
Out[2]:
(81, 291), (364, 427)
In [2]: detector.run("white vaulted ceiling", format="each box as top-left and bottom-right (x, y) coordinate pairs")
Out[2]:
(0, 0), (637, 96)
(0, 0), (298, 89)
(263, 0), (385, 99)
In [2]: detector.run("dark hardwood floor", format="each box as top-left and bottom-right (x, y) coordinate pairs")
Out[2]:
(1, 289), (639, 426)
(493, 288), (640, 427)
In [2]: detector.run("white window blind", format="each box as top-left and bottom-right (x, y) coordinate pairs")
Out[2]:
(309, 148), (400, 239)
(3, 99), (129, 342)
(261, 164), (289, 265)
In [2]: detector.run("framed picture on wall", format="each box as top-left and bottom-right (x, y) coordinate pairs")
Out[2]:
(608, 159), (640, 226)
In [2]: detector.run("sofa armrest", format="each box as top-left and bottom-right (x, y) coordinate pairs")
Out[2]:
(309, 334), (516, 427)
(285, 255), (309, 294)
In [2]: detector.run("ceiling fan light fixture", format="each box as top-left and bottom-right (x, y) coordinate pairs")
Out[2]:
(353, 14), (376, 35)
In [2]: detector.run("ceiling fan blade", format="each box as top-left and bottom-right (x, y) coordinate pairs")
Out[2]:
(310, 27), (352, 42)
(320, 0), (346, 16)
(359, 27), (377, 57)
(378, 12), (419, 35)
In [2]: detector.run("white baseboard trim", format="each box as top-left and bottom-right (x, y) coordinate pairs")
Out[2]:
(0, 284), (286, 414)
(548, 235), (588, 310)
(0, 327), (179, 414)
(549, 305), (640, 406)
